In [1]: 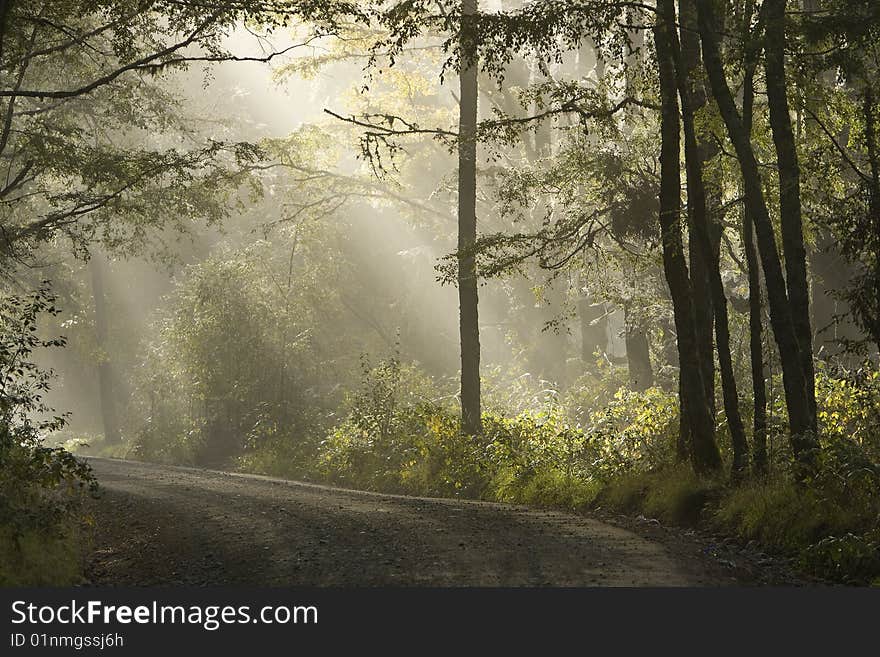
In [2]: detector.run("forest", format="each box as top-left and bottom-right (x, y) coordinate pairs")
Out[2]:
(2, 0), (880, 588)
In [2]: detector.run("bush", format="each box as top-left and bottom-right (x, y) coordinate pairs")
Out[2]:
(0, 284), (96, 586)
(583, 386), (679, 478)
(315, 358), (678, 510)
(799, 531), (880, 585)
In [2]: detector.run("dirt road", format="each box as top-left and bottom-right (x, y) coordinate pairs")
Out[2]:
(84, 458), (740, 586)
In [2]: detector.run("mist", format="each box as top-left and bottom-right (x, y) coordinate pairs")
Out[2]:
(40, 21), (595, 448)
(4, 0), (880, 592)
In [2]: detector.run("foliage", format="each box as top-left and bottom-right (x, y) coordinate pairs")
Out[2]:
(0, 284), (96, 585)
(14, 0), (880, 589)
(584, 386), (679, 477)
(0, 1), (271, 268)
(315, 355), (679, 508)
(129, 227), (395, 466)
(800, 531), (880, 586)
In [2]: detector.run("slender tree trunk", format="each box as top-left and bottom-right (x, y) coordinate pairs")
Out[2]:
(740, 17), (768, 476)
(680, 0), (717, 418)
(458, 0), (481, 435)
(676, 0), (748, 476)
(744, 211), (768, 473)
(90, 252), (120, 444)
(688, 219), (715, 413)
(861, 84), (880, 354)
(696, 0), (817, 470)
(655, 0), (721, 473)
(680, 10), (715, 416)
(763, 0), (817, 427)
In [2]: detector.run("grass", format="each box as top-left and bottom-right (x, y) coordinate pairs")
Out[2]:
(598, 465), (720, 526)
(715, 481), (837, 550)
(489, 466), (603, 511)
(593, 464), (880, 584)
(0, 521), (89, 586)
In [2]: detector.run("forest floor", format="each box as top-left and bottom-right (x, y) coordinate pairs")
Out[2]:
(81, 458), (806, 586)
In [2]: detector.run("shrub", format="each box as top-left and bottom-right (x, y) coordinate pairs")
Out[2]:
(799, 531), (880, 585)
(584, 386), (679, 478)
(0, 284), (96, 585)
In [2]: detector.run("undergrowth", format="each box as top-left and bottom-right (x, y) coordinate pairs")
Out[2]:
(1, 285), (97, 586)
(292, 357), (880, 584)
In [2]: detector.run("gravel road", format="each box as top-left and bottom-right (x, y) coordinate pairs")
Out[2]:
(84, 458), (740, 586)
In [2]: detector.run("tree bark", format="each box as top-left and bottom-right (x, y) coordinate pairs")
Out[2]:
(696, 0), (817, 470)
(740, 12), (768, 476)
(680, 2), (715, 416)
(89, 252), (120, 444)
(676, 0), (749, 476)
(655, 0), (721, 473)
(680, 0), (717, 418)
(458, 0), (481, 435)
(763, 0), (817, 425)
(744, 210), (768, 474)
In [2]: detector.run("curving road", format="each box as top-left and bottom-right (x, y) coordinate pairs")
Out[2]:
(84, 458), (738, 586)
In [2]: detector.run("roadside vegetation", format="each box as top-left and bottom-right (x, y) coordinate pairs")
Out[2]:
(0, 287), (96, 586)
(2, 1), (880, 588)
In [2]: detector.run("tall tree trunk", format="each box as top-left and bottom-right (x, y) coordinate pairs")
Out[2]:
(89, 252), (120, 444)
(763, 0), (817, 427)
(696, 0), (817, 470)
(680, 14), (715, 418)
(458, 0), (481, 435)
(688, 216), (715, 413)
(740, 9), (768, 476)
(862, 84), (880, 355)
(744, 211), (768, 474)
(676, 0), (749, 476)
(655, 0), (721, 473)
(680, 0), (717, 418)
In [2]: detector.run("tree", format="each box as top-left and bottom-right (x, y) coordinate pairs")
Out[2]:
(458, 0), (482, 435)
(673, 0), (748, 475)
(800, 0), (880, 356)
(738, 0), (768, 475)
(654, 0), (720, 473)
(0, 0), (360, 271)
(763, 0), (816, 425)
(696, 0), (818, 470)
(88, 251), (120, 444)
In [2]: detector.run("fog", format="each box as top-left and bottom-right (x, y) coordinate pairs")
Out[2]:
(40, 24), (602, 448)
(7, 0), (880, 594)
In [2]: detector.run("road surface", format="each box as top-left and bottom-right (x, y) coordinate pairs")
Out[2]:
(84, 458), (739, 586)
